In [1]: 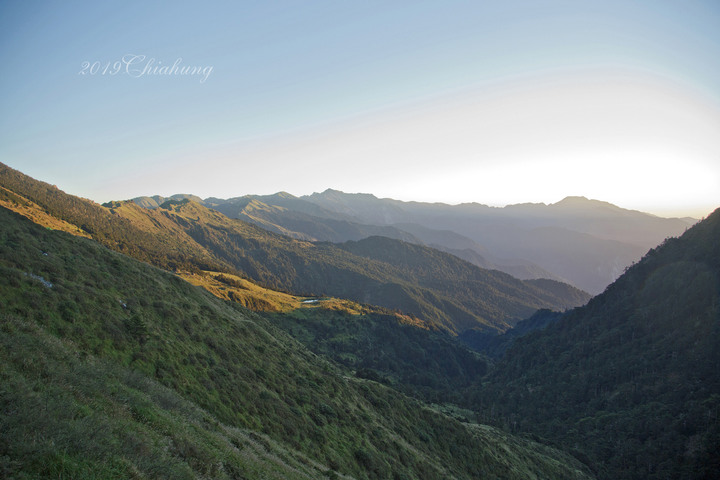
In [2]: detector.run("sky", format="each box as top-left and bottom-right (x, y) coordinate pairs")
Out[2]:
(1, 1), (719, 218)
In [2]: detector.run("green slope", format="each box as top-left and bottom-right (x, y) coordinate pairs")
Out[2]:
(0, 164), (227, 273)
(173, 268), (498, 408)
(480, 208), (720, 479)
(0, 206), (595, 479)
(337, 236), (590, 332)
(265, 306), (491, 406)
(0, 315), (352, 479)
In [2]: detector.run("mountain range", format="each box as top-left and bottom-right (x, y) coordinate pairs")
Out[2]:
(0, 163), (589, 335)
(135, 190), (694, 295)
(1, 161), (718, 479)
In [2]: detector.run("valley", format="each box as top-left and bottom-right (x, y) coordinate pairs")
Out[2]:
(4, 2), (717, 478)
(1, 162), (718, 479)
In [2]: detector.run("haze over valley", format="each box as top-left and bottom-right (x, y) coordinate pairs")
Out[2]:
(135, 189), (695, 295)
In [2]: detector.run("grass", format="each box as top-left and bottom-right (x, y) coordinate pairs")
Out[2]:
(0, 314), (349, 480)
(178, 269), (428, 329)
(0, 185), (91, 238)
(0, 205), (594, 479)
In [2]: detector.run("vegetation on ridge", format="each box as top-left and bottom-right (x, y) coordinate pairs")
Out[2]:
(479, 208), (720, 479)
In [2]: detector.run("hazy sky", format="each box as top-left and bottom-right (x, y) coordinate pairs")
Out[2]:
(1, 1), (719, 217)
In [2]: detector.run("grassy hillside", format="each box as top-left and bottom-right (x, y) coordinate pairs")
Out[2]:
(0, 162), (589, 334)
(480, 208), (720, 479)
(0, 206), (594, 479)
(175, 269), (502, 409)
(177, 269), (429, 329)
(0, 163), (228, 273)
(0, 185), (92, 238)
(265, 306), (489, 406)
(1, 314), (353, 479)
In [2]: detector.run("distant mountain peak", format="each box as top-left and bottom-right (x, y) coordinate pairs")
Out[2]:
(552, 196), (652, 213)
(551, 196), (627, 212)
(132, 193), (204, 209)
(314, 188), (344, 197)
(557, 195), (589, 202)
(315, 188), (378, 199)
(274, 191), (297, 199)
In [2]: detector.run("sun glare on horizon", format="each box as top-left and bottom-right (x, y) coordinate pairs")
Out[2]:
(0, 1), (718, 218)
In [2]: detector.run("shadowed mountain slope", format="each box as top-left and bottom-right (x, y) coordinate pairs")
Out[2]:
(197, 193), (560, 281)
(480, 207), (720, 479)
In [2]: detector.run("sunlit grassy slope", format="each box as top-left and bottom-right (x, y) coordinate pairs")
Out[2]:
(180, 270), (372, 315)
(0, 185), (91, 238)
(178, 269), (429, 327)
(177, 269), (496, 409)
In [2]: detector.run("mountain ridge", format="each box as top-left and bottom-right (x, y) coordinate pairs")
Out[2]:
(132, 189), (693, 294)
(479, 206), (720, 479)
(300, 190), (694, 293)
(0, 163), (589, 335)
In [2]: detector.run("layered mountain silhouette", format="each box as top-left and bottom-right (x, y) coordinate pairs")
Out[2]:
(298, 191), (692, 293)
(301, 191), (696, 294)
(160, 189), (694, 295)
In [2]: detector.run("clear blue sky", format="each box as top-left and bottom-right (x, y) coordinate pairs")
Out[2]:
(1, 0), (719, 217)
